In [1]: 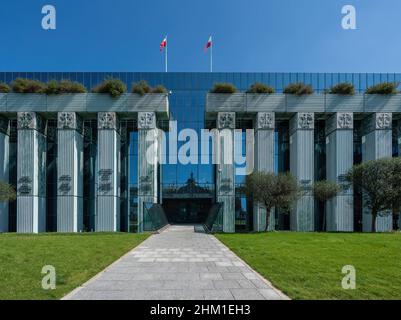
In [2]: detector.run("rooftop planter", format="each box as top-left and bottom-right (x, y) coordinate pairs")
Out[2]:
(5, 93), (47, 111)
(364, 82), (401, 112)
(0, 93), (169, 116)
(246, 94), (286, 112)
(286, 94), (325, 112)
(283, 82), (323, 112)
(325, 94), (364, 112)
(364, 94), (401, 112)
(206, 93), (246, 112)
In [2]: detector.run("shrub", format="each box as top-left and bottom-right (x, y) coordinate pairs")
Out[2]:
(247, 82), (275, 94)
(283, 83), (314, 95)
(11, 78), (46, 94)
(151, 85), (168, 94)
(45, 80), (87, 94)
(0, 181), (16, 202)
(329, 82), (355, 95)
(0, 82), (10, 93)
(92, 78), (127, 97)
(210, 83), (237, 94)
(365, 82), (398, 94)
(132, 80), (151, 95)
(132, 81), (168, 95)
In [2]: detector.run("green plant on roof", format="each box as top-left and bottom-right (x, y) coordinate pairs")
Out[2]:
(92, 78), (127, 98)
(365, 82), (399, 94)
(247, 82), (275, 94)
(283, 82), (314, 95)
(210, 83), (237, 93)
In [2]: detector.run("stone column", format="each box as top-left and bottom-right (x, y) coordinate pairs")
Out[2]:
(0, 116), (10, 232)
(290, 112), (314, 231)
(216, 112), (236, 233)
(17, 112), (47, 233)
(325, 113), (354, 232)
(362, 112), (393, 232)
(57, 112), (84, 232)
(137, 112), (159, 233)
(96, 112), (120, 231)
(253, 112), (275, 232)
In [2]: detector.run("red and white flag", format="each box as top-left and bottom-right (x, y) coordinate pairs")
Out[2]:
(204, 36), (212, 52)
(160, 36), (167, 52)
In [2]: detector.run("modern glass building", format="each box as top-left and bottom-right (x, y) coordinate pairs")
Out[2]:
(1, 72), (401, 234)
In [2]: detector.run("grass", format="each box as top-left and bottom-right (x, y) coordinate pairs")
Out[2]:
(215, 232), (401, 300)
(0, 232), (149, 300)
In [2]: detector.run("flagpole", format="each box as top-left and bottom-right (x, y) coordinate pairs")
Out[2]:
(165, 36), (168, 73)
(210, 39), (213, 73)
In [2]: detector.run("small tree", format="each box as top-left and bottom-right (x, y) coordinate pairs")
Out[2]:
(312, 180), (341, 231)
(0, 181), (16, 202)
(386, 157), (401, 230)
(346, 158), (395, 232)
(245, 171), (299, 231)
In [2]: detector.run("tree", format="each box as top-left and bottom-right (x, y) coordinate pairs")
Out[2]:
(345, 158), (395, 232)
(386, 158), (401, 230)
(245, 171), (299, 232)
(0, 181), (16, 202)
(312, 180), (341, 231)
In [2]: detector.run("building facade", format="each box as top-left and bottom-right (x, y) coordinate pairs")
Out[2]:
(0, 72), (401, 233)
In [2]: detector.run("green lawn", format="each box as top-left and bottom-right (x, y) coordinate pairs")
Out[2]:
(0, 233), (149, 300)
(216, 232), (401, 300)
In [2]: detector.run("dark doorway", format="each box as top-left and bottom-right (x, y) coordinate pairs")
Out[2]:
(163, 199), (213, 224)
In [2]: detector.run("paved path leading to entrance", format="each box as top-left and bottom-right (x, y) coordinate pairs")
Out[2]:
(64, 225), (288, 300)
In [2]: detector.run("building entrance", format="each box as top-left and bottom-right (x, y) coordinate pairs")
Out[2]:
(163, 199), (213, 224)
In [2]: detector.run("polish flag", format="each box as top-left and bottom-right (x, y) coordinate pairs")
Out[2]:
(204, 36), (212, 52)
(160, 36), (167, 52)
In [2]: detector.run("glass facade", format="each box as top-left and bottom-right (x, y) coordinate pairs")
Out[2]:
(2, 72), (401, 232)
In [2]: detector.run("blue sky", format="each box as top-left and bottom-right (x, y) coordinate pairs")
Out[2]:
(0, 0), (400, 72)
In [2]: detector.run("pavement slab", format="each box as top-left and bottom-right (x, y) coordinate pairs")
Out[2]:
(63, 225), (289, 300)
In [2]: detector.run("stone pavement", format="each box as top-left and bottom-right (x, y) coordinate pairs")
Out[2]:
(64, 225), (289, 300)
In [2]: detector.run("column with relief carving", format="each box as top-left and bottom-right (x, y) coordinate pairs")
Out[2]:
(253, 112), (275, 232)
(96, 112), (120, 231)
(137, 112), (159, 233)
(362, 112), (393, 232)
(57, 112), (84, 232)
(216, 112), (236, 233)
(0, 116), (10, 232)
(290, 112), (314, 231)
(325, 113), (354, 232)
(17, 112), (47, 233)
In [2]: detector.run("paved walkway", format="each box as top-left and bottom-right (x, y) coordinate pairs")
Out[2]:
(64, 225), (288, 300)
